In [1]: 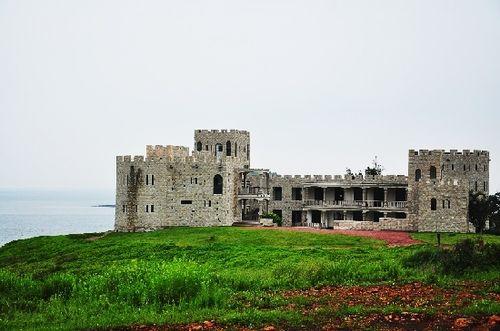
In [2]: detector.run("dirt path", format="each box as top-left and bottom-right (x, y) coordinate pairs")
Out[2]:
(255, 226), (421, 246)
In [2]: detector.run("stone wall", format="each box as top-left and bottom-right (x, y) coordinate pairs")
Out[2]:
(268, 175), (307, 226)
(407, 149), (489, 233)
(115, 153), (240, 231)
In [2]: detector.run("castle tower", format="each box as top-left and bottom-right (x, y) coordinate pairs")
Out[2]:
(407, 149), (490, 233)
(194, 129), (251, 169)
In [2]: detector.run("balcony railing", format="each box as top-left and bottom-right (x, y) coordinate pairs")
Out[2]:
(304, 200), (407, 209)
(238, 187), (270, 199)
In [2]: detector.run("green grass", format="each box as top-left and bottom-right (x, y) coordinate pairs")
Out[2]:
(0, 227), (498, 330)
(411, 232), (500, 245)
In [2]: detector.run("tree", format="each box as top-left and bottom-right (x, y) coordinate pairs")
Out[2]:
(487, 192), (500, 233)
(468, 191), (489, 233)
(365, 156), (384, 176)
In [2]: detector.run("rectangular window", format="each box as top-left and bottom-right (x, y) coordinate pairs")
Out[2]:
(150, 204), (154, 212)
(122, 205), (126, 212)
(145, 205), (149, 212)
(273, 187), (283, 201)
(151, 175), (155, 185)
(292, 187), (303, 200)
(146, 175), (149, 185)
(194, 178), (198, 184)
(209, 200), (212, 207)
(181, 200), (193, 204)
(292, 211), (302, 225)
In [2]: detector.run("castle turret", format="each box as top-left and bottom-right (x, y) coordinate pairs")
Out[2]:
(194, 129), (251, 169)
(407, 149), (490, 233)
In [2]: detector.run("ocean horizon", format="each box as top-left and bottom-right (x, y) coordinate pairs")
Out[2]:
(0, 189), (115, 246)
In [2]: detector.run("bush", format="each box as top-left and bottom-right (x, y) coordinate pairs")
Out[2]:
(404, 239), (500, 274)
(262, 212), (282, 226)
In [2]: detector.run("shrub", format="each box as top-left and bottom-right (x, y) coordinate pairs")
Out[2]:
(262, 212), (282, 226)
(405, 239), (500, 274)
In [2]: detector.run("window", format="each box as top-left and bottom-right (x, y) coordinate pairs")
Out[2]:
(246, 144), (250, 160)
(484, 182), (487, 192)
(213, 174), (223, 194)
(122, 205), (126, 212)
(273, 187), (283, 201)
(442, 200), (445, 209)
(429, 166), (437, 179)
(475, 164), (478, 171)
(145, 205), (149, 212)
(151, 175), (155, 185)
(415, 169), (422, 182)
(196, 141), (202, 151)
(475, 181), (478, 191)
(194, 177), (198, 184)
(235, 142), (237, 157)
(226, 141), (231, 156)
(292, 211), (302, 225)
(292, 187), (302, 200)
(463, 164), (466, 172)
(451, 164), (455, 171)
(272, 209), (282, 220)
(447, 200), (451, 209)
(431, 198), (437, 210)
(215, 143), (223, 155)
(146, 175), (149, 185)
(150, 205), (154, 212)
(181, 200), (192, 204)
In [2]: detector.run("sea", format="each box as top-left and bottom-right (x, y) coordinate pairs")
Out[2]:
(0, 189), (115, 246)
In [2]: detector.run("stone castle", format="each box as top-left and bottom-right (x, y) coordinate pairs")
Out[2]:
(115, 129), (490, 233)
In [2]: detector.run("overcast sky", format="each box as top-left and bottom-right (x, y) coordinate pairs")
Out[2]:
(1, 0), (499, 192)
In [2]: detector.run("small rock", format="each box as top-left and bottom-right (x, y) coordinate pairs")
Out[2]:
(203, 320), (214, 328)
(263, 326), (276, 331)
(488, 315), (500, 327)
(190, 325), (203, 331)
(454, 317), (472, 328)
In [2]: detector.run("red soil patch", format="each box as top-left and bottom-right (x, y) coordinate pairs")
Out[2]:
(123, 283), (499, 331)
(257, 226), (420, 246)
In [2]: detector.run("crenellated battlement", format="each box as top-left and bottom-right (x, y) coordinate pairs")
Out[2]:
(271, 173), (408, 184)
(409, 149), (489, 157)
(116, 151), (241, 167)
(195, 129), (250, 135)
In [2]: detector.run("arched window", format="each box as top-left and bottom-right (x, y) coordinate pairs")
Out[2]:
(196, 141), (202, 151)
(226, 141), (231, 156)
(415, 169), (422, 182)
(431, 198), (437, 211)
(213, 174), (223, 194)
(215, 143), (223, 159)
(429, 166), (437, 179)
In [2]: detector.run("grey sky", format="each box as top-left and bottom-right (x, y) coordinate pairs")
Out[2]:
(1, 0), (499, 192)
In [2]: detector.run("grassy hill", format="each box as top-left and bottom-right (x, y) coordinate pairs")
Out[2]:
(0, 227), (498, 330)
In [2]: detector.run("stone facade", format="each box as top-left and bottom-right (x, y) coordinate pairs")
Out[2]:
(115, 129), (491, 233)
